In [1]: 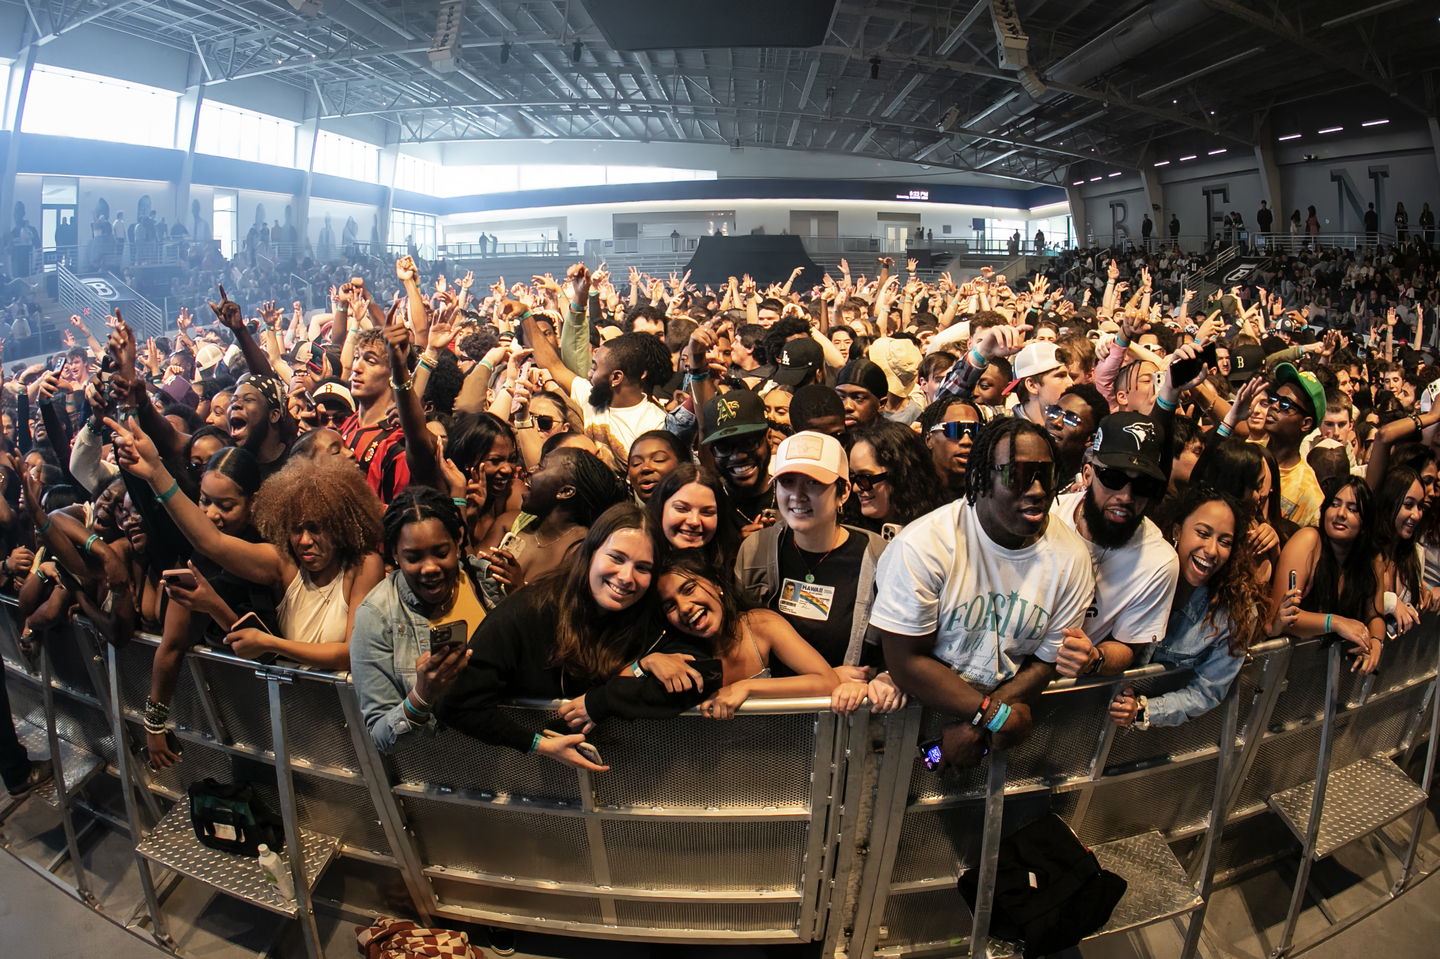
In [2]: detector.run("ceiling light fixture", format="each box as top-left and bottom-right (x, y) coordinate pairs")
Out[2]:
(1180, 155), (1197, 161)
(1362, 119), (1389, 127)
(1154, 160), (1170, 167)
(1278, 133), (1302, 140)
(1318, 126), (1343, 134)
(1208, 148), (1226, 155)
(1073, 180), (1085, 185)
(1108, 171), (1122, 177)
(1089, 176), (1101, 181)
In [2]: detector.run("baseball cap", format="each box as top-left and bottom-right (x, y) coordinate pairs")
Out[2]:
(195, 343), (224, 373)
(701, 390), (768, 445)
(161, 377), (199, 410)
(1090, 412), (1165, 481)
(835, 358), (889, 401)
(769, 338), (825, 388)
(1004, 341), (1065, 395)
(773, 431), (847, 485)
(868, 337), (922, 397)
(1228, 344), (1266, 383)
(1273, 362), (1326, 422)
(311, 380), (356, 412)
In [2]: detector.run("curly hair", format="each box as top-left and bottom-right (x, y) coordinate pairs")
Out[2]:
(965, 417), (1059, 505)
(252, 455), (382, 570)
(848, 419), (948, 526)
(1163, 488), (1267, 657)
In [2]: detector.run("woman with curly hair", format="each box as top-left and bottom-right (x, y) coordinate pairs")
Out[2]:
(107, 415), (384, 669)
(847, 419), (947, 532)
(1110, 488), (1295, 729)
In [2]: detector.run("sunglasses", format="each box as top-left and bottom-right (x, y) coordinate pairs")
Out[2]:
(1093, 467), (1167, 499)
(1044, 405), (1082, 428)
(1270, 395), (1307, 416)
(992, 461), (1057, 494)
(315, 408), (348, 426)
(930, 420), (982, 442)
(532, 414), (556, 432)
(849, 471), (890, 492)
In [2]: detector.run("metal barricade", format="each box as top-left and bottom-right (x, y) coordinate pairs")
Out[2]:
(3, 599), (1438, 958)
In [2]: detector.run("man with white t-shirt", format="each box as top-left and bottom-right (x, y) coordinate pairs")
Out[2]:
(526, 320), (679, 470)
(1051, 412), (1180, 679)
(876, 417), (1095, 772)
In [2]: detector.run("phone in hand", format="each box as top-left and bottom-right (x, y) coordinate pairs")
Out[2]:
(759, 508), (779, 524)
(1289, 570), (1297, 591)
(1169, 343), (1218, 386)
(429, 621), (468, 658)
(542, 728), (603, 765)
(881, 523), (903, 542)
(920, 738), (944, 771)
(230, 611), (263, 634)
(497, 531), (522, 555)
(162, 567), (197, 590)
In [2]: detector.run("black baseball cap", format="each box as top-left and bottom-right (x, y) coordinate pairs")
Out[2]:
(1228, 344), (1266, 383)
(769, 338), (825, 388)
(1090, 412), (1165, 481)
(701, 390), (768, 445)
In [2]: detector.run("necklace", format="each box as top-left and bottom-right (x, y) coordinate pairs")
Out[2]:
(531, 522), (580, 549)
(793, 528), (842, 583)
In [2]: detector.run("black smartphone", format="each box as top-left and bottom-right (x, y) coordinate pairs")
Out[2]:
(920, 738), (944, 770)
(1170, 343), (1219, 385)
(429, 621), (468, 657)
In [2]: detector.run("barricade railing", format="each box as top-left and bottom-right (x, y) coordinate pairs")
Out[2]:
(2, 597), (1437, 958)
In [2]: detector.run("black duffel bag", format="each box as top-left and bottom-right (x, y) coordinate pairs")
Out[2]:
(187, 778), (285, 858)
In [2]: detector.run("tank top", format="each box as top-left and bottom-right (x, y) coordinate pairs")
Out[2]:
(277, 567), (350, 645)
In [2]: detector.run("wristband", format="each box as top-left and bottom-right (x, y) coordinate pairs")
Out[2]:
(478, 360), (494, 372)
(409, 688), (433, 712)
(530, 732), (542, 753)
(1115, 336), (1130, 349)
(986, 702), (1012, 733)
(84, 534), (100, 553)
(390, 374), (412, 391)
(1410, 412), (1424, 433)
(688, 369), (710, 382)
(1216, 422), (1233, 438)
(518, 310), (532, 321)
(36, 516), (51, 535)
(568, 303), (585, 314)
(969, 695), (992, 727)
(157, 480), (180, 503)
(402, 697), (429, 722)
(452, 497), (467, 509)
(417, 355), (437, 372)
(1325, 614), (1333, 634)
(968, 347), (986, 369)
(512, 418), (535, 429)
(1155, 395), (1177, 412)
(631, 661), (646, 678)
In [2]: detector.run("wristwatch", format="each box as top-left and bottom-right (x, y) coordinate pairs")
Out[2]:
(1086, 645), (1107, 675)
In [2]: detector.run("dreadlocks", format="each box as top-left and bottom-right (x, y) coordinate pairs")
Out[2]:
(965, 417), (1059, 505)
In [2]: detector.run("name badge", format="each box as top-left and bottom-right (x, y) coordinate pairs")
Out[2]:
(778, 578), (836, 621)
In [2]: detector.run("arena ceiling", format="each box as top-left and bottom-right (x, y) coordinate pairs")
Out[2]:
(13, 0), (1440, 187)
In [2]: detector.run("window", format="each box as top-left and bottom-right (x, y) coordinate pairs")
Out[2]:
(390, 211), (437, 260)
(22, 65), (178, 149)
(213, 191), (238, 259)
(313, 130), (379, 183)
(196, 102), (296, 167)
(435, 164), (717, 197)
(396, 154), (437, 195)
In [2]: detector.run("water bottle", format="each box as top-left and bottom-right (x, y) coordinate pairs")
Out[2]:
(257, 843), (294, 900)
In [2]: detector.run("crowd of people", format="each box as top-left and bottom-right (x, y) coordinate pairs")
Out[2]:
(2, 235), (1437, 815)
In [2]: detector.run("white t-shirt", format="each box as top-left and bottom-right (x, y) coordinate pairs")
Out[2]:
(570, 377), (668, 466)
(1052, 491), (1179, 647)
(872, 500), (1095, 691)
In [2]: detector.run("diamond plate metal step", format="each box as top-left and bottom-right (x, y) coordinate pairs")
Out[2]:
(13, 717), (102, 808)
(1268, 753), (1427, 860)
(135, 802), (338, 917)
(1090, 830), (1203, 935)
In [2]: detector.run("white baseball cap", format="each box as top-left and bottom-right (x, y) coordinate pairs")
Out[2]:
(773, 431), (847, 486)
(1004, 341), (1064, 395)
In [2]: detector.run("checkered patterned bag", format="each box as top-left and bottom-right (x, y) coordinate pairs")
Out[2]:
(356, 917), (485, 959)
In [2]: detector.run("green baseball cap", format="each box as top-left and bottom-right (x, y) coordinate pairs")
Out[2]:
(1272, 363), (1325, 423)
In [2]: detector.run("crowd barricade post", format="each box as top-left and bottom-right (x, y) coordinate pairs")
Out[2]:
(4, 596), (1439, 958)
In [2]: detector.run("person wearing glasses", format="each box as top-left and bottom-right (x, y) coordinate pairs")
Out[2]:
(1224, 364), (1326, 528)
(873, 418), (1095, 772)
(1049, 413), (1180, 678)
(919, 396), (983, 498)
(847, 420), (947, 533)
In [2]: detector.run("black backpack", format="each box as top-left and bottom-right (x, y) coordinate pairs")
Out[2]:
(187, 778), (285, 858)
(958, 813), (1127, 958)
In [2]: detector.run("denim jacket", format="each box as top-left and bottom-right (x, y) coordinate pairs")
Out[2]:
(1142, 585), (1242, 728)
(351, 563), (482, 753)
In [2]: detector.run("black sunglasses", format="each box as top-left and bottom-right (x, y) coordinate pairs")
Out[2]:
(1270, 395), (1307, 417)
(993, 461), (1057, 494)
(930, 421), (982, 442)
(534, 414), (556, 432)
(1044, 404), (1082, 428)
(849, 471), (890, 492)
(1093, 467), (1167, 499)
(315, 408), (348, 426)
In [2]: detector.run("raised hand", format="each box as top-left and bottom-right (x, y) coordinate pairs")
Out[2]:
(565, 262), (591, 307)
(208, 285), (243, 331)
(103, 414), (164, 481)
(395, 256), (418, 283)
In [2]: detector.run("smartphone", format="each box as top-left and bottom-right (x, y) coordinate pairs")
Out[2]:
(162, 567), (197, 590)
(1169, 343), (1219, 385)
(497, 531), (522, 555)
(542, 728), (603, 766)
(1289, 570), (1297, 591)
(760, 508), (779, 524)
(230, 611), (263, 633)
(920, 738), (944, 771)
(881, 523), (903, 542)
(429, 621), (468, 657)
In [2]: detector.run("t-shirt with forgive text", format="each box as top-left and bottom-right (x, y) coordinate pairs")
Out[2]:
(871, 500), (1095, 692)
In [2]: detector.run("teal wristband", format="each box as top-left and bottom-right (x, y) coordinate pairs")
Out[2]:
(1155, 395), (1177, 411)
(1325, 614), (1333, 634)
(530, 732), (542, 753)
(417, 356), (437, 372)
(969, 347), (986, 369)
(157, 480), (180, 503)
(986, 702), (1012, 733)
(631, 660), (646, 678)
(36, 516), (51, 535)
(452, 497), (467, 509)
(402, 696), (428, 721)
(478, 360), (494, 372)
(1216, 422), (1233, 438)
(1115, 336), (1130, 349)
(83, 534), (100, 553)
(688, 369), (710, 382)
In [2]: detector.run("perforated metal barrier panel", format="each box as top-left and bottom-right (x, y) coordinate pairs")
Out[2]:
(2, 600), (1437, 958)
